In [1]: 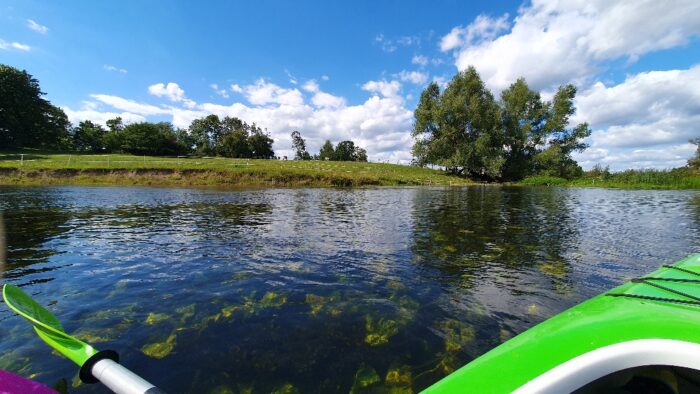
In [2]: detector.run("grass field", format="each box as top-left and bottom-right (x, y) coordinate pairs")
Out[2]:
(0, 152), (473, 187)
(520, 168), (700, 190)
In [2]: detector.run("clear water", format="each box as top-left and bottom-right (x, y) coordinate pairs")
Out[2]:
(0, 186), (698, 393)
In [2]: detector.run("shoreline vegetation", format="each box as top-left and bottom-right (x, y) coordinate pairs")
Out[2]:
(0, 152), (473, 187)
(1, 152), (698, 189)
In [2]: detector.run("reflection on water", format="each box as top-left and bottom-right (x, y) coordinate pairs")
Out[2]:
(0, 186), (698, 393)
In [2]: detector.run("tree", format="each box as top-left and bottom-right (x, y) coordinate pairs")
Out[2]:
(354, 147), (368, 162)
(412, 67), (504, 180)
(118, 122), (188, 156)
(188, 114), (222, 155)
(412, 67), (591, 181)
(532, 84), (590, 178)
(0, 64), (71, 149)
(248, 126), (275, 159)
(334, 140), (357, 161)
(291, 130), (311, 160)
(688, 138), (700, 169)
(318, 140), (335, 160)
(500, 78), (547, 180)
(72, 120), (107, 152)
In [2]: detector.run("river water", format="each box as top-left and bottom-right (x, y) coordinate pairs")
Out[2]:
(0, 186), (698, 393)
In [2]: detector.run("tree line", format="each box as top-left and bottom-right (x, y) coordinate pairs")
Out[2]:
(412, 66), (592, 181)
(291, 131), (367, 162)
(1, 64), (274, 158)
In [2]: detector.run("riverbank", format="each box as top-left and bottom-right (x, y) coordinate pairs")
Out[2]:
(0, 152), (472, 187)
(520, 169), (700, 190)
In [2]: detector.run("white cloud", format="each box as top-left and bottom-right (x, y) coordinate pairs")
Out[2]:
(0, 39), (30, 51)
(231, 84), (243, 93)
(26, 19), (48, 34)
(361, 80), (402, 98)
(411, 55), (429, 67)
(442, 1), (700, 91)
(440, 14), (510, 52)
(148, 82), (196, 108)
(571, 65), (700, 170)
(90, 94), (170, 115)
(375, 34), (421, 53)
(321, 75), (330, 81)
(240, 79), (304, 106)
(104, 65), (128, 73)
(311, 92), (346, 109)
(63, 107), (146, 126)
(302, 80), (319, 93)
(397, 70), (428, 85)
(79, 78), (413, 163)
(209, 83), (229, 98)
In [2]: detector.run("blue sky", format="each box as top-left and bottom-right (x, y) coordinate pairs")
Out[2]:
(1, 0), (699, 169)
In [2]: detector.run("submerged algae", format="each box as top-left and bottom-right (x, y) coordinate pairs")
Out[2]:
(364, 315), (399, 346)
(141, 333), (177, 359)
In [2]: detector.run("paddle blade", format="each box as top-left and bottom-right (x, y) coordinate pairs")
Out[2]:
(3, 284), (98, 366)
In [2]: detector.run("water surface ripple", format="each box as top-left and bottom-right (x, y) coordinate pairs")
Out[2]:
(0, 186), (698, 393)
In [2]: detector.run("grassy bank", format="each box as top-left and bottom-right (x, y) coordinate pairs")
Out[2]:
(0, 152), (473, 187)
(520, 168), (700, 190)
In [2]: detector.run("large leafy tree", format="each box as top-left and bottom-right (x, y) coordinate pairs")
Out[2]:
(412, 66), (503, 180)
(188, 114), (222, 155)
(72, 120), (107, 152)
(116, 122), (188, 156)
(413, 67), (590, 181)
(290, 130), (311, 160)
(247, 126), (274, 159)
(0, 64), (71, 149)
(334, 140), (357, 161)
(318, 140), (335, 160)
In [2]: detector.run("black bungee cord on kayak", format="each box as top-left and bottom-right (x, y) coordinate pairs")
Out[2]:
(607, 266), (700, 306)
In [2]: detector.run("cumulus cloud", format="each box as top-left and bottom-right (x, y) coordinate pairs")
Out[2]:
(104, 65), (127, 73)
(26, 19), (48, 34)
(231, 84), (243, 93)
(68, 78), (413, 163)
(0, 39), (30, 51)
(441, 0), (700, 92)
(572, 65), (700, 170)
(411, 55), (429, 67)
(397, 70), (428, 85)
(440, 14), (510, 52)
(90, 94), (170, 115)
(148, 82), (196, 108)
(361, 80), (402, 98)
(209, 83), (229, 98)
(302, 80), (319, 93)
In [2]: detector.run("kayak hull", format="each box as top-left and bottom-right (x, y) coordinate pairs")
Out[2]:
(424, 253), (700, 393)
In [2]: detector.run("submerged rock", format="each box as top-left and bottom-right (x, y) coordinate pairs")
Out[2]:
(259, 291), (287, 308)
(271, 383), (299, 394)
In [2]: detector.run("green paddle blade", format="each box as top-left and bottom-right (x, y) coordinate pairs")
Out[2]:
(3, 284), (98, 366)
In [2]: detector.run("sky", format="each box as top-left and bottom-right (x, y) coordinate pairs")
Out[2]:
(1, 0), (699, 170)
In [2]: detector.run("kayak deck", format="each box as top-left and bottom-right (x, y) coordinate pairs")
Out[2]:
(424, 254), (700, 393)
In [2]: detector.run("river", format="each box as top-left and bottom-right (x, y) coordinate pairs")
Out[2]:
(0, 186), (698, 393)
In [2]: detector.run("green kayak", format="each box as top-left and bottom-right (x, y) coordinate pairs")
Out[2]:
(425, 253), (700, 393)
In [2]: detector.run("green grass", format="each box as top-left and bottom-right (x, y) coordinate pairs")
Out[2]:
(520, 168), (700, 190)
(0, 152), (473, 187)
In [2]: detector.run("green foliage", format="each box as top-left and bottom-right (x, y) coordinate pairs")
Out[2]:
(110, 122), (189, 156)
(72, 120), (107, 152)
(318, 140), (335, 161)
(412, 67), (590, 181)
(689, 138), (700, 169)
(291, 130), (311, 160)
(0, 64), (71, 149)
(188, 115), (274, 158)
(519, 176), (568, 186)
(334, 140), (357, 161)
